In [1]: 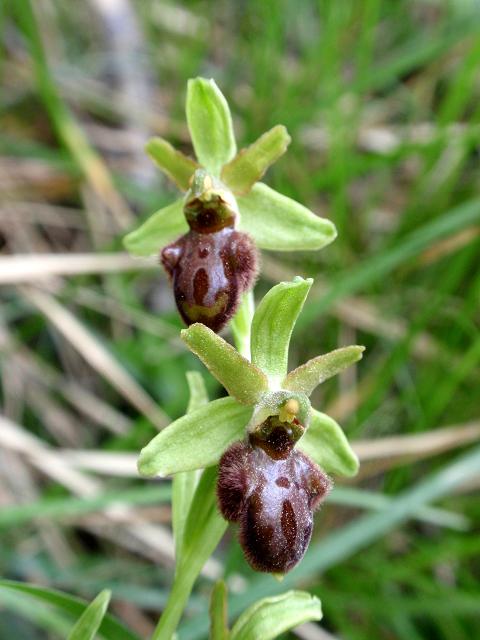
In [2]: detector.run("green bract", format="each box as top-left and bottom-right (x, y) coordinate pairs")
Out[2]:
(123, 77), (336, 257)
(138, 278), (363, 479)
(230, 591), (322, 640)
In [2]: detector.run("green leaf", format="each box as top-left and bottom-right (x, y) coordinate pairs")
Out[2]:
(230, 591), (322, 640)
(209, 581), (230, 640)
(251, 278), (312, 384)
(123, 198), (187, 257)
(154, 466), (228, 640)
(172, 372), (209, 560)
(283, 346), (365, 396)
(186, 78), (236, 176)
(221, 125), (291, 195)
(138, 397), (252, 477)
(181, 323), (268, 405)
(238, 182), (337, 251)
(298, 409), (359, 477)
(0, 580), (139, 640)
(68, 589), (111, 640)
(182, 465), (227, 563)
(146, 137), (198, 190)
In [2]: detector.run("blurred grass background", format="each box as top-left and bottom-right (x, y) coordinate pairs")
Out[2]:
(1, 0), (480, 638)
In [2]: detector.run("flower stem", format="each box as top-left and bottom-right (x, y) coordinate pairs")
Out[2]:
(151, 563), (197, 640)
(151, 293), (256, 639)
(231, 290), (254, 359)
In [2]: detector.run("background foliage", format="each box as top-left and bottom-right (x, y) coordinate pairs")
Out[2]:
(1, 1), (480, 638)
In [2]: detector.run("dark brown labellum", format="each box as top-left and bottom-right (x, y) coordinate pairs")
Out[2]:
(217, 425), (331, 574)
(161, 228), (257, 333)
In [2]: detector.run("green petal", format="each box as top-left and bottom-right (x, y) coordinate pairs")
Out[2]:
(251, 277), (312, 385)
(68, 590), (111, 640)
(181, 323), (268, 405)
(238, 182), (337, 251)
(298, 409), (359, 477)
(146, 137), (198, 190)
(186, 78), (236, 176)
(221, 125), (291, 195)
(230, 591), (322, 640)
(247, 390), (311, 435)
(123, 197), (187, 257)
(283, 346), (365, 396)
(138, 397), (252, 477)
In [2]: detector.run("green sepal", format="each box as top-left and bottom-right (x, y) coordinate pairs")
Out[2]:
(67, 590), (111, 640)
(137, 397), (252, 477)
(221, 125), (291, 195)
(284, 345), (365, 396)
(209, 581), (230, 640)
(251, 277), (312, 385)
(172, 372), (208, 561)
(181, 323), (268, 405)
(298, 409), (359, 477)
(146, 137), (198, 190)
(186, 78), (236, 176)
(230, 591), (322, 640)
(238, 182), (337, 251)
(123, 197), (187, 257)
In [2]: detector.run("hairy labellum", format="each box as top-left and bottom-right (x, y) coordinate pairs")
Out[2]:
(161, 186), (258, 333)
(217, 425), (331, 574)
(161, 227), (257, 333)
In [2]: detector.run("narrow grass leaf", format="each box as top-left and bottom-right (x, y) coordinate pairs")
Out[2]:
(67, 589), (111, 640)
(186, 78), (236, 176)
(221, 125), (291, 194)
(299, 197), (480, 325)
(123, 198), (187, 257)
(251, 278), (312, 384)
(138, 398), (252, 477)
(283, 346), (365, 395)
(181, 323), (268, 405)
(0, 581), (139, 640)
(230, 591), (321, 640)
(146, 137), (198, 190)
(238, 183), (337, 250)
(298, 409), (359, 477)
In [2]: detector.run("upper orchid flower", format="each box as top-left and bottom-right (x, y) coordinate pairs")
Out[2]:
(123, 79), (336, 331)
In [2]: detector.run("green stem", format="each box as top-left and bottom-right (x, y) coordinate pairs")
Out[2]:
(151, 564), (197, 640)
(151, 292), (256, 639)
(231, 290), (254, 359)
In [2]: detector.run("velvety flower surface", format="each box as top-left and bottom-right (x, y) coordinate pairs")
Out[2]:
(160, 170), (258, 332)
(218, 420), (331, 573)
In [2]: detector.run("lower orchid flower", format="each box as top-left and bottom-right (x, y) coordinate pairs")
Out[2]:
(138, 277), (364, 574)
